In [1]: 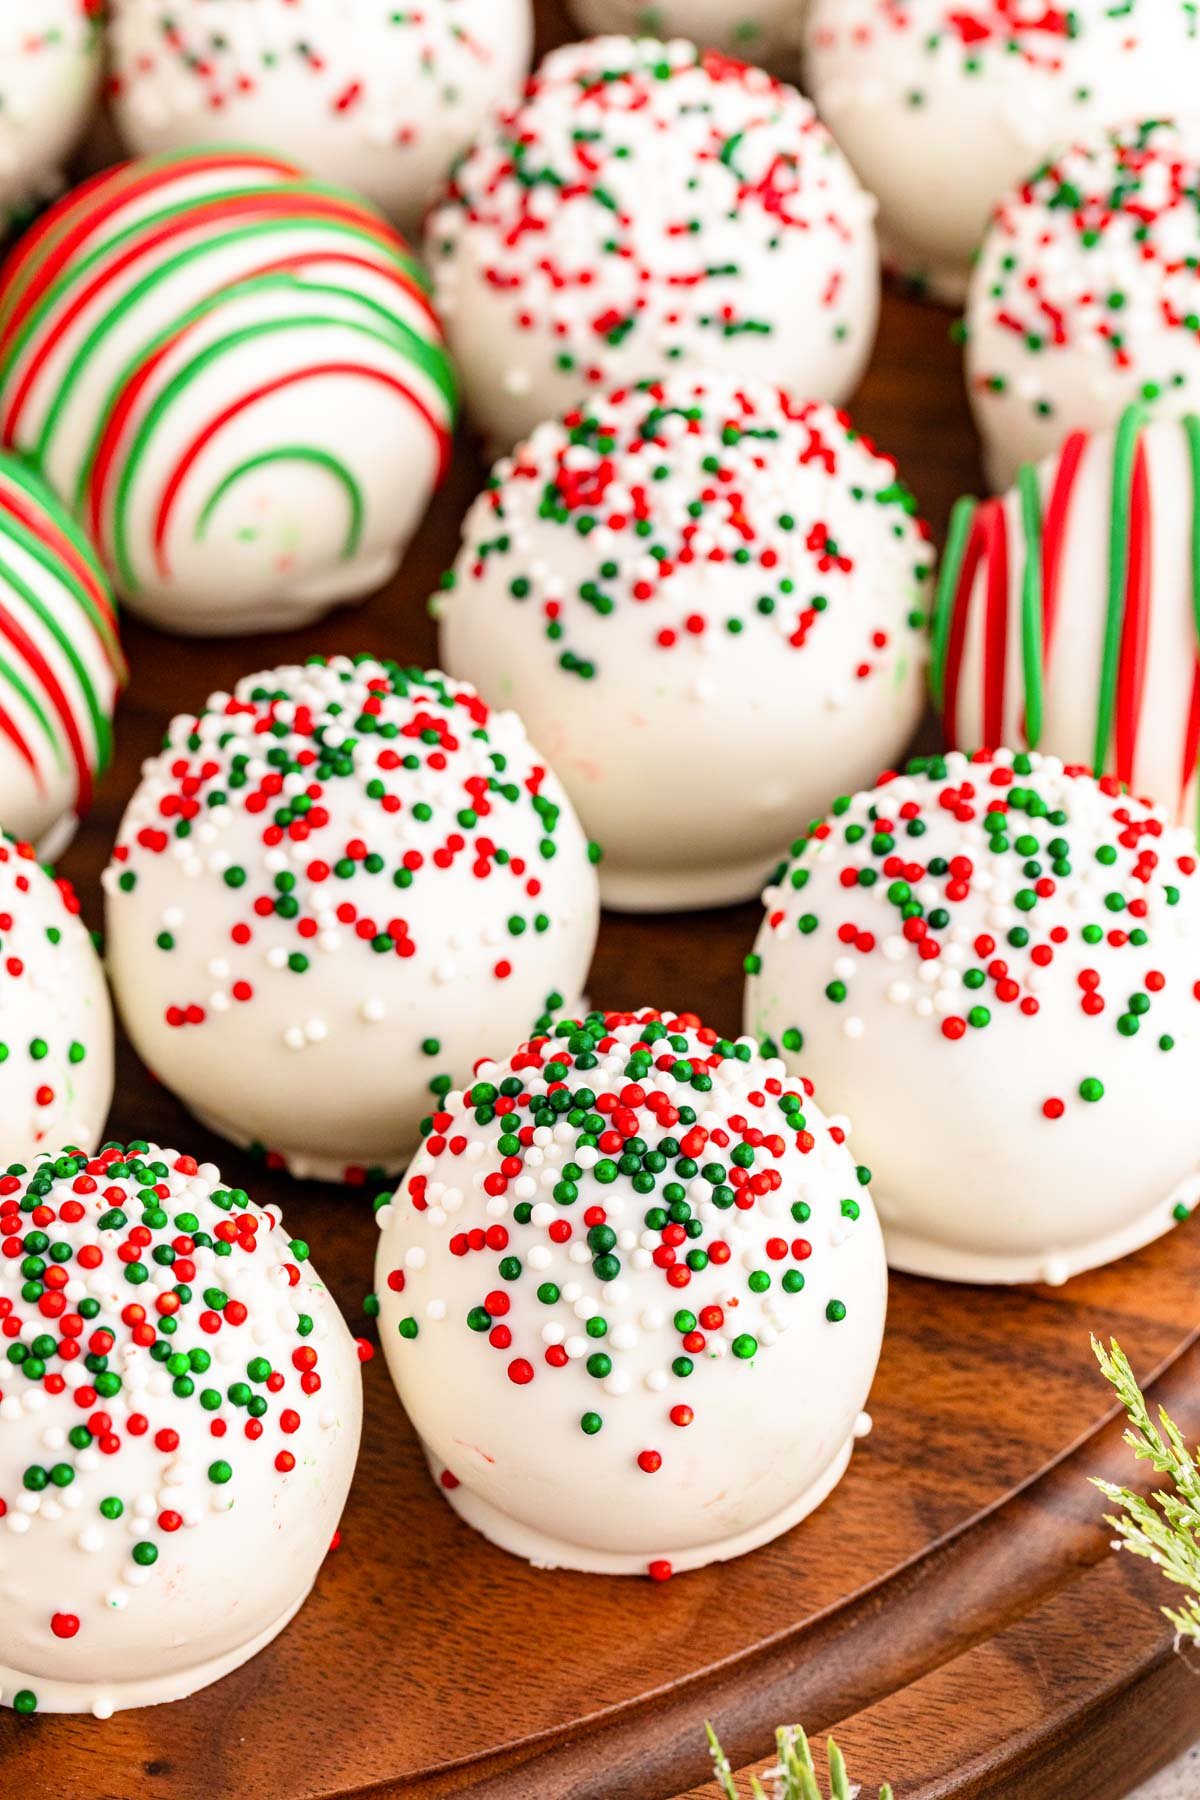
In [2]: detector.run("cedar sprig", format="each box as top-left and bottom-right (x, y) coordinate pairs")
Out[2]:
(1092, 1336), (1200, 1641)
(706, 1721), (894, 1800)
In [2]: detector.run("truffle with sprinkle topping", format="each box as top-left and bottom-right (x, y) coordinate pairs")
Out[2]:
(966, 119), (1200, 488)
(806, 0), (1200, 303)
(746, 749), (1200, 1285)
(103, 656), (600, 1182)
(425, 35), (879, 449)
(108, 0), (533, 231)
(0, 1141), (361, 1715)
(0, 4), (101, 234)
(439, 373), (931, 910)
(0, 835), (111, 1166)
(375, 1005), (885, 1576)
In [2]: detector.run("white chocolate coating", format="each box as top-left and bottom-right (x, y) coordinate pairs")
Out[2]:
(805, 0), (1200, 303)
(934, 411), (1200, 828)
(439, 374), (931, 911)
(108, 0), (533, 233)
(425, 36), (879, 450)
(375, 1006), (886, 1575)
(0, 3), (100, 230)
(0, 456), (123, 857)
(0, 1143), (361, 1715)
(0, 839), (111, 1166)
(746, 750), (1200, 1284)
(966, 120), (1200, 489)
(0, 150), (456, 636)
(103, 658), (600, 1182)
(567, 0), (802, 67)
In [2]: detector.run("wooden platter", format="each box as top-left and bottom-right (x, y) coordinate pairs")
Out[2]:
(3, 25), (1200, 1798)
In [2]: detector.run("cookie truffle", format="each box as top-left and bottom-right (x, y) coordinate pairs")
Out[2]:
(746, 750), (1200, 1285)
(439, 374), (931, 910)
(103, 657), (600, 1183)
(0, 837), (111, 1166)
(566, 0), (801, 66)
(425, 36), (879, 449)
(0, 3), (100, 232)
(0, 1141), (361, 1715)
(108, 0), (533, 232)
(0, 454), (124, 856)
(375, 1006), (885, 1575)
(805, 0), (1200, 303)
(934, 409), (1200, 823)
(0, 149), (456, 635)
(966, 120), (1200, 488)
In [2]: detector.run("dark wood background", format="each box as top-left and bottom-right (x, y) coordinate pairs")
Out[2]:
(3, 17), (1200, 1800)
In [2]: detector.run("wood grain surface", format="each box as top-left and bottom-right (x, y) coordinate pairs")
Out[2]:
(1, 16), (1199, 1799)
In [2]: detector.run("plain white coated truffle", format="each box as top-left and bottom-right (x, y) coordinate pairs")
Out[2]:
(805, 0), (1200, 303)
(425, 35), (880, 449)
(439, 373), (931, 911)
(0, 1142), (361, 1715)
(376, 1006), (886, 1576)
(109, 0), (533, 231)
(746, 749), (1200, 1285)
(103, 658), (600, 1182)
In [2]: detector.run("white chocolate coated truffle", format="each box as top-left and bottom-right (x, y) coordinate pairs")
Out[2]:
(0, 150), (456, 635)
(103, 658), (600, 1183)
(746, 750), (1200, 1285)
(805, 0), (1200, 303)
(439, 375), (931, 911)
(0, 839), (111, 1165)
(0, 455), (124, 857)
(0, 1142), (361, 1715)
(426, 36), (879, 449)
(375, 1007), (885, 1575)
(966, 120), (1200, 489)
(934, 410), (1200, 825)
(567, 0), (802, 67)
(109, 0), (533, 232)
(0, 3), (100, 231)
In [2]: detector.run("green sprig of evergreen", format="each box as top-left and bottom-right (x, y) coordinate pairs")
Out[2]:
(1092, 1336), (1200, 1642)
(706, 1721), (894, 1800)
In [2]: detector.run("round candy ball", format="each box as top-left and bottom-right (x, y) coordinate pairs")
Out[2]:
(108, 0), (533, 232)
(0, 837), (111, 1165)
(0, 1140), (361, 1715)
(565, 0), (802, 66)
(375, 1006), (886, 1575)
(439, 373), (932, 911)
(0, 3), (100, 233)
(805, 1), (1200, 303)
(0, 149), (457, 635)
(934, 408), (1200, 824)
(0, 454), (123, 856)
(425, 35), (879, 449)
(103, 657), (601, 1183)
(746, 749), (1200, 1286)
(966, 120), (1200, 490)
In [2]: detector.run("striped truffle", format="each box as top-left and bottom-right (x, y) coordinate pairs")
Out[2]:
(0, 149), (457, 635)
(932, 408), (1200, 830)
(0, 452), (122, 854)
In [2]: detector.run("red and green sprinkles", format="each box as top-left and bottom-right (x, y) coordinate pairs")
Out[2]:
(429, 37), (869, 393)
(0, 1141), (326, 1715)
(750, 749), (1200, 1125)
(441, 376), (930, 679)
(968, 121), (1200, 433)
(379, 1006), (867, 1573)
